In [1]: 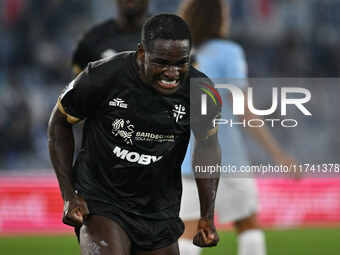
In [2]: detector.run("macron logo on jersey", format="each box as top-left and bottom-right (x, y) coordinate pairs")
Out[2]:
(113, 146), (163, 165)
(109, 98), (128, 109)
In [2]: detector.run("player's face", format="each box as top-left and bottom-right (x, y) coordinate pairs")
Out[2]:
(116, 0), (149, 16)
(137, 39), (191, 95)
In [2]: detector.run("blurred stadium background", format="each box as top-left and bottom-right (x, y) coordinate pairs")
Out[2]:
(0, 0), (339, 254)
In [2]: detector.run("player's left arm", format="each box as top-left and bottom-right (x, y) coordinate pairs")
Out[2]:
(192, 129), (220, 247)
(189, 73), (222, 246)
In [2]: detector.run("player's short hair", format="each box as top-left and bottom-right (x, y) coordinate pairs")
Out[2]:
(141, 13), (192, 52)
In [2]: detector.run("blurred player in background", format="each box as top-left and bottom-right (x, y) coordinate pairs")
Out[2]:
(72, 0), (150, 74)
(48, 14), (221, 255)
(71, 0), (150, 157)
(178, 0), (297, 255)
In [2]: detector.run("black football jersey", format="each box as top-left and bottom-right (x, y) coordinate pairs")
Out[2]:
(59, 52), (220, 220)
(72, 19), (142, 70)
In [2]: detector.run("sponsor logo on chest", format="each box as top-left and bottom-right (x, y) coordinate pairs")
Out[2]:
(113, 146), (163, 165)
(112, 119), (134, 145)
(135, 132), (175, 143)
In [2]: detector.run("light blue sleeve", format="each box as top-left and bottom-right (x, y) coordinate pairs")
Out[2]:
(181, 40), (248, 175)
(197, 40), (248, 82)
(181, 139), (193, 176)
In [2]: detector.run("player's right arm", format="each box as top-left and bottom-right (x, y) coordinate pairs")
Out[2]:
(48, 62), (105, 226)
(47, 103), (89, 227)
(192, 131), (220, 247)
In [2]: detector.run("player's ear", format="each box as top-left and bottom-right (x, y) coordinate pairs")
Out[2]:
(137, 43), (145, 63)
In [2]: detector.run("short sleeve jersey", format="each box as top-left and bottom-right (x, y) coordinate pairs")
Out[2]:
(59, 52), (220, 220)
(72, 19), (142, 70)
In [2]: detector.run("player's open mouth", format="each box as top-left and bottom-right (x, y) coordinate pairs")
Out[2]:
(158, 79), (180, 89)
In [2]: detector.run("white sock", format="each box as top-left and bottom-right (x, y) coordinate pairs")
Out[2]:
(178, 238), (201, 255)
(238, 229), (266, 255)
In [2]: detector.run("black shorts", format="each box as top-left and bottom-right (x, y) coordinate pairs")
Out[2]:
(75, 199), (184, 250)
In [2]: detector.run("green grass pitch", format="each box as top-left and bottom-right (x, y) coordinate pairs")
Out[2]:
(0, 228), (339, 255)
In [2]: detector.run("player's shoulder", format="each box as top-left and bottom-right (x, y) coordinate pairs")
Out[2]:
(89, 51), (134, 70)
(74, 51), (135, 94)
(187, 66), (216, 94)
(83, 51), (135, 83)
(188, 65), (208, 79)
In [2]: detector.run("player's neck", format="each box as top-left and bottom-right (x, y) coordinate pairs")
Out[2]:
(116, 14), (147, 32)
(135, 55), (147, 86)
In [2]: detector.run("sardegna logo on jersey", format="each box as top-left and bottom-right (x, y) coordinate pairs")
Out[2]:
(199, 80), (312, 128)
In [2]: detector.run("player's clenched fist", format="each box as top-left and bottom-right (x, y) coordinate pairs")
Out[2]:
(62, 193), (89, 228)
(193, 218), (219, 247)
